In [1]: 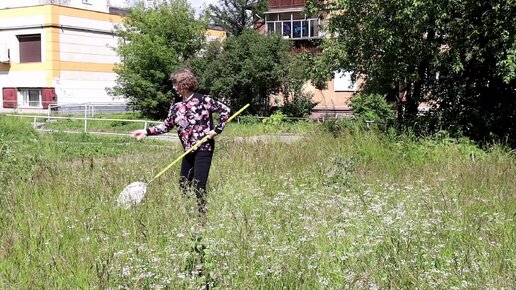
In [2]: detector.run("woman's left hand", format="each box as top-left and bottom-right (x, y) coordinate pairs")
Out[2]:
(206, 130), (218, 139)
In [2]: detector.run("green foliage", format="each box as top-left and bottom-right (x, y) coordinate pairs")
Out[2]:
(351, 93), (395, 124)
(323, 155), (355, 186)
(1, 126), (515, 288)
(313, 0), (516, 147)
(0, 138), (37, 188)
(205, 0), (267, 36)
(186, 40), (223, 95)
(0, 117), (39, 186)
(262, 110), (286, 131)
(283, 52), (313, 96)
(190, 29), (292, 115)
(190, 27), (314, 118)
(278, 52), (319, 117)
(319, 117), (360, 137)
(0, 116), (37, 141)
(110, 0), (206, 119)
(236, 114), (261, 124)
(279, 91), (318, 118)
(320, 119), (342, 137)
(44, 113), (158, 133)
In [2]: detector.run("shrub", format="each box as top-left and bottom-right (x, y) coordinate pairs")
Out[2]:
(351, 93), (395, 125)
(319, 118), (358, 137)
(262, 111), (286, 131)
(280, 91), (318, 118)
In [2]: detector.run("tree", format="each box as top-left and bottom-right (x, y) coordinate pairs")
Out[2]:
(110, 0), (205, 119)
(279, 52), (318, 117)
(311, 0), (515, 146)
(188, 29), (291, 115)
(205, 0), (267, 37)
(430, 0), (516, 145)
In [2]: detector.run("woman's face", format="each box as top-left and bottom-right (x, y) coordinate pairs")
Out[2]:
(171, 72), (195, 98)
(172, 81), (184, 97)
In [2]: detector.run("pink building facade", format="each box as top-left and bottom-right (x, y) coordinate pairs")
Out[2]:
(264, 0), (356, 117)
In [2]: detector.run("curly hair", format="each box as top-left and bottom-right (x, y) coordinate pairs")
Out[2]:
(170, 68), (198, 92)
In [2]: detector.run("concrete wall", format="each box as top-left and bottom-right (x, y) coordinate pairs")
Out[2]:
(56, 11), (121, 104)
(308, 71), (359, 117)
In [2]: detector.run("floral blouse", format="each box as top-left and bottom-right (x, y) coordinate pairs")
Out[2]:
(146, 93), (231, 152)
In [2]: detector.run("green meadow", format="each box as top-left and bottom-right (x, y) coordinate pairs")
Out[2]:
(0, 116), (514, 289)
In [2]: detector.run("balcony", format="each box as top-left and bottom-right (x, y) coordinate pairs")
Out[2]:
(267, 19), (321, 40)
(268, 0), (306, 10)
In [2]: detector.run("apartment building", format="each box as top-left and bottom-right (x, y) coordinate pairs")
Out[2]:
(265, 0), (356, 117)
(0, 0), (127, 112)
(0, 0), (225, 113)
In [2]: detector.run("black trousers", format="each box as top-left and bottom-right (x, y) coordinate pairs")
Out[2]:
(180, 150), (213, 215)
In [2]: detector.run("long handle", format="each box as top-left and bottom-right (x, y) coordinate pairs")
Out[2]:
(148, 103), (250, 184)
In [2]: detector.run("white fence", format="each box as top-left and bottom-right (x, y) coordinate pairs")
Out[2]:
(48, 103), (132, 117)
(7, 114), (161, 133)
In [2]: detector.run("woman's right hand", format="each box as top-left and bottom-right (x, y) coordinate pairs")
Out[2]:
(131, 129), (148, 140)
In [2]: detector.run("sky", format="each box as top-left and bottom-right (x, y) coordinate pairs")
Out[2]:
(112, 0), (218, 16)
(188, 0), (217, 15)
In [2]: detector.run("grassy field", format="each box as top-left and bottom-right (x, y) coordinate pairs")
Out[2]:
(0, 116), (514, 289)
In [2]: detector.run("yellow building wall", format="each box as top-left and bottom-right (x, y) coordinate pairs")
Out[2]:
(0, 5), (122, 79)
(0, 4), (124, 108)
(206, 28), (227, 41)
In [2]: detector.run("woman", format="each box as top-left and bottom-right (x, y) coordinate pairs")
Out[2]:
(131, 68), (231, 220)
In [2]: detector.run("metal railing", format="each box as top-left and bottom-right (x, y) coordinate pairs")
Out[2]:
(48, 103), (132, 117)
(6, 113), (314, 133)
(6, 114), (161, 133)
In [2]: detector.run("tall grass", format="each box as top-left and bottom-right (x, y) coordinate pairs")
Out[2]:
(0, 116), (514, 289)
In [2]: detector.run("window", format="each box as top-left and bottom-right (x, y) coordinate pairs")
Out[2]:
(266, 12), (321, 39)
(266, 13), (278, 21)
(19, 89), (41, 107)
(309, 19), (319, 37)
(334, 72), (356, 92)
(283, 22), (292, 37)
(17, 34), (41, 63)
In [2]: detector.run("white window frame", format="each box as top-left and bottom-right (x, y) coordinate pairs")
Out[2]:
(18, 88), (42, 108)
(334, 71), (356, 92)
(265, 12), (321, 40)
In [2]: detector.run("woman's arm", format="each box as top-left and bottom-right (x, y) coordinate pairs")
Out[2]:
(131, 104), (176, 140)
(147, 104), (177, 135)
(206, 96), (231, 134)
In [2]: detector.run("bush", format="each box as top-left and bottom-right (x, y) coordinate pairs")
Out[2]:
(351, 93), (395, 124)
(262, 111), (286, 131)
(280, 91), (318, 118)
(319, 118), (360, 137)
